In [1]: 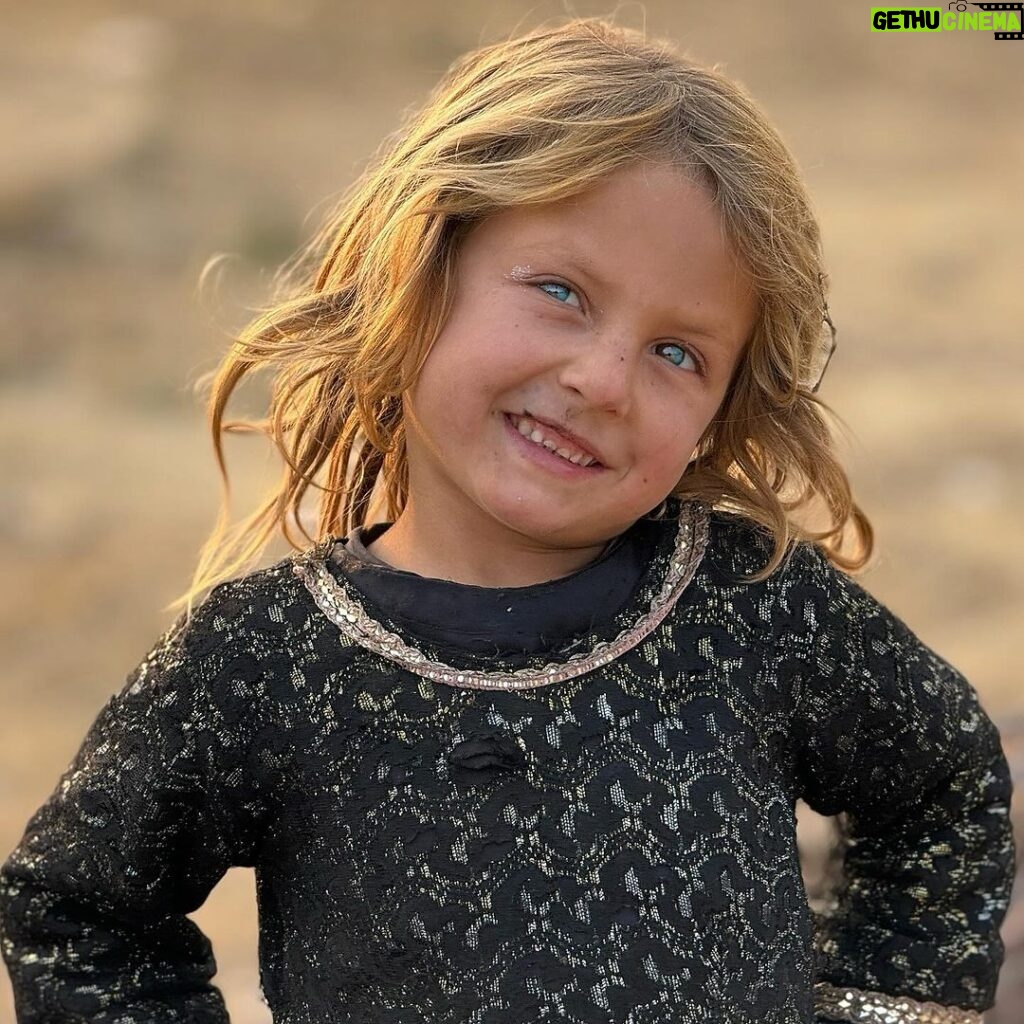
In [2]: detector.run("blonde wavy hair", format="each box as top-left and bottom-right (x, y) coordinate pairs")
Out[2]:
(170, 15), (873, 620)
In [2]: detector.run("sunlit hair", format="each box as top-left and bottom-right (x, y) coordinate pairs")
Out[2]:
(170, 15), (873, 620)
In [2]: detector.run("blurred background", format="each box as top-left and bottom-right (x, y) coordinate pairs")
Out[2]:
(2, 0), (1022, 1021)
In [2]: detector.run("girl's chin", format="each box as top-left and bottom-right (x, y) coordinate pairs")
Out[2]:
(475, 491), (612, 543)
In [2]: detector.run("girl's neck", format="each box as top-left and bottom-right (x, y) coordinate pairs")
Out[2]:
(364, 508), (617, 589)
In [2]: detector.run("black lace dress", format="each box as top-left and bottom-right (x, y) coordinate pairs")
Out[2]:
(0, 498), (1015, 1023)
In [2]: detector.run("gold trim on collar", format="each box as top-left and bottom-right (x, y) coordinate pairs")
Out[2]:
(291, 502), (709, 690)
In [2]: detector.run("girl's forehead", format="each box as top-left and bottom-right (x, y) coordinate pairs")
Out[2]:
(479, 168), (721, 246)
(478, 193), (743, 286)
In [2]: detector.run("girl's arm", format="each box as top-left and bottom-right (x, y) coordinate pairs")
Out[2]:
(0, 591), (269, 1023)
(782, 543), (1016, 1023)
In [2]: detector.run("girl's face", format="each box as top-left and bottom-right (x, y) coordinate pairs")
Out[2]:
(400, 160), (757, 560)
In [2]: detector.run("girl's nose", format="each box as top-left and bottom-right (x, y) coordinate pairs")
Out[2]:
(555, 335), (636, 416)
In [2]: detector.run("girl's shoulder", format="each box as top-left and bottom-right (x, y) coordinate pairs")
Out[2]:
(166, 549), (327, 670)
(126, 550), (336, 719)
(700, 504), (877, 613)
(701, 506), (933, 668)
(701, 506), (826, 584)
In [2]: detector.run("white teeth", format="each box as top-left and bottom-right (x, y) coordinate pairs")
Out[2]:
(511, 414), (598, 467)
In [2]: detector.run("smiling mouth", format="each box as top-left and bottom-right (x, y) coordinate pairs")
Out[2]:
(505, 413), (605, 470)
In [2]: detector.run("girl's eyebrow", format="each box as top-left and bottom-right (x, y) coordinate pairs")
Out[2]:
(526, 245), (733, 345)
(527, 245), (611, 292)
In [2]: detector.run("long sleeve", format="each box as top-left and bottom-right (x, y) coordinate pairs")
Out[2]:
(0, 591), (269, 1023)
(780, 542), (1016, 1020)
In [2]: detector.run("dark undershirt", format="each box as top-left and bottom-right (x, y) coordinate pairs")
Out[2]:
(330, 517), (664, 656)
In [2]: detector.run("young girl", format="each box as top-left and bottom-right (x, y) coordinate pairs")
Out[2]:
(0, 17), (1014, 1024)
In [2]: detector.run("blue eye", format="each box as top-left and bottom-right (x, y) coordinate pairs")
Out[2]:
(656, 342), (702, 374)
(536, 281), (581, 308)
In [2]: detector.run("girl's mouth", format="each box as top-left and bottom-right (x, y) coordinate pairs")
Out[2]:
(503, 413), (606, 478)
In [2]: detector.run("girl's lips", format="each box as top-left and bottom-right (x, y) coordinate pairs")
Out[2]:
(503, 413), (605, 478)
(522, 411), (605, 466)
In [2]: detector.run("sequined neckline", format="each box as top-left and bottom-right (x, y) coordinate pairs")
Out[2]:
(291, 500), (709, 690)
